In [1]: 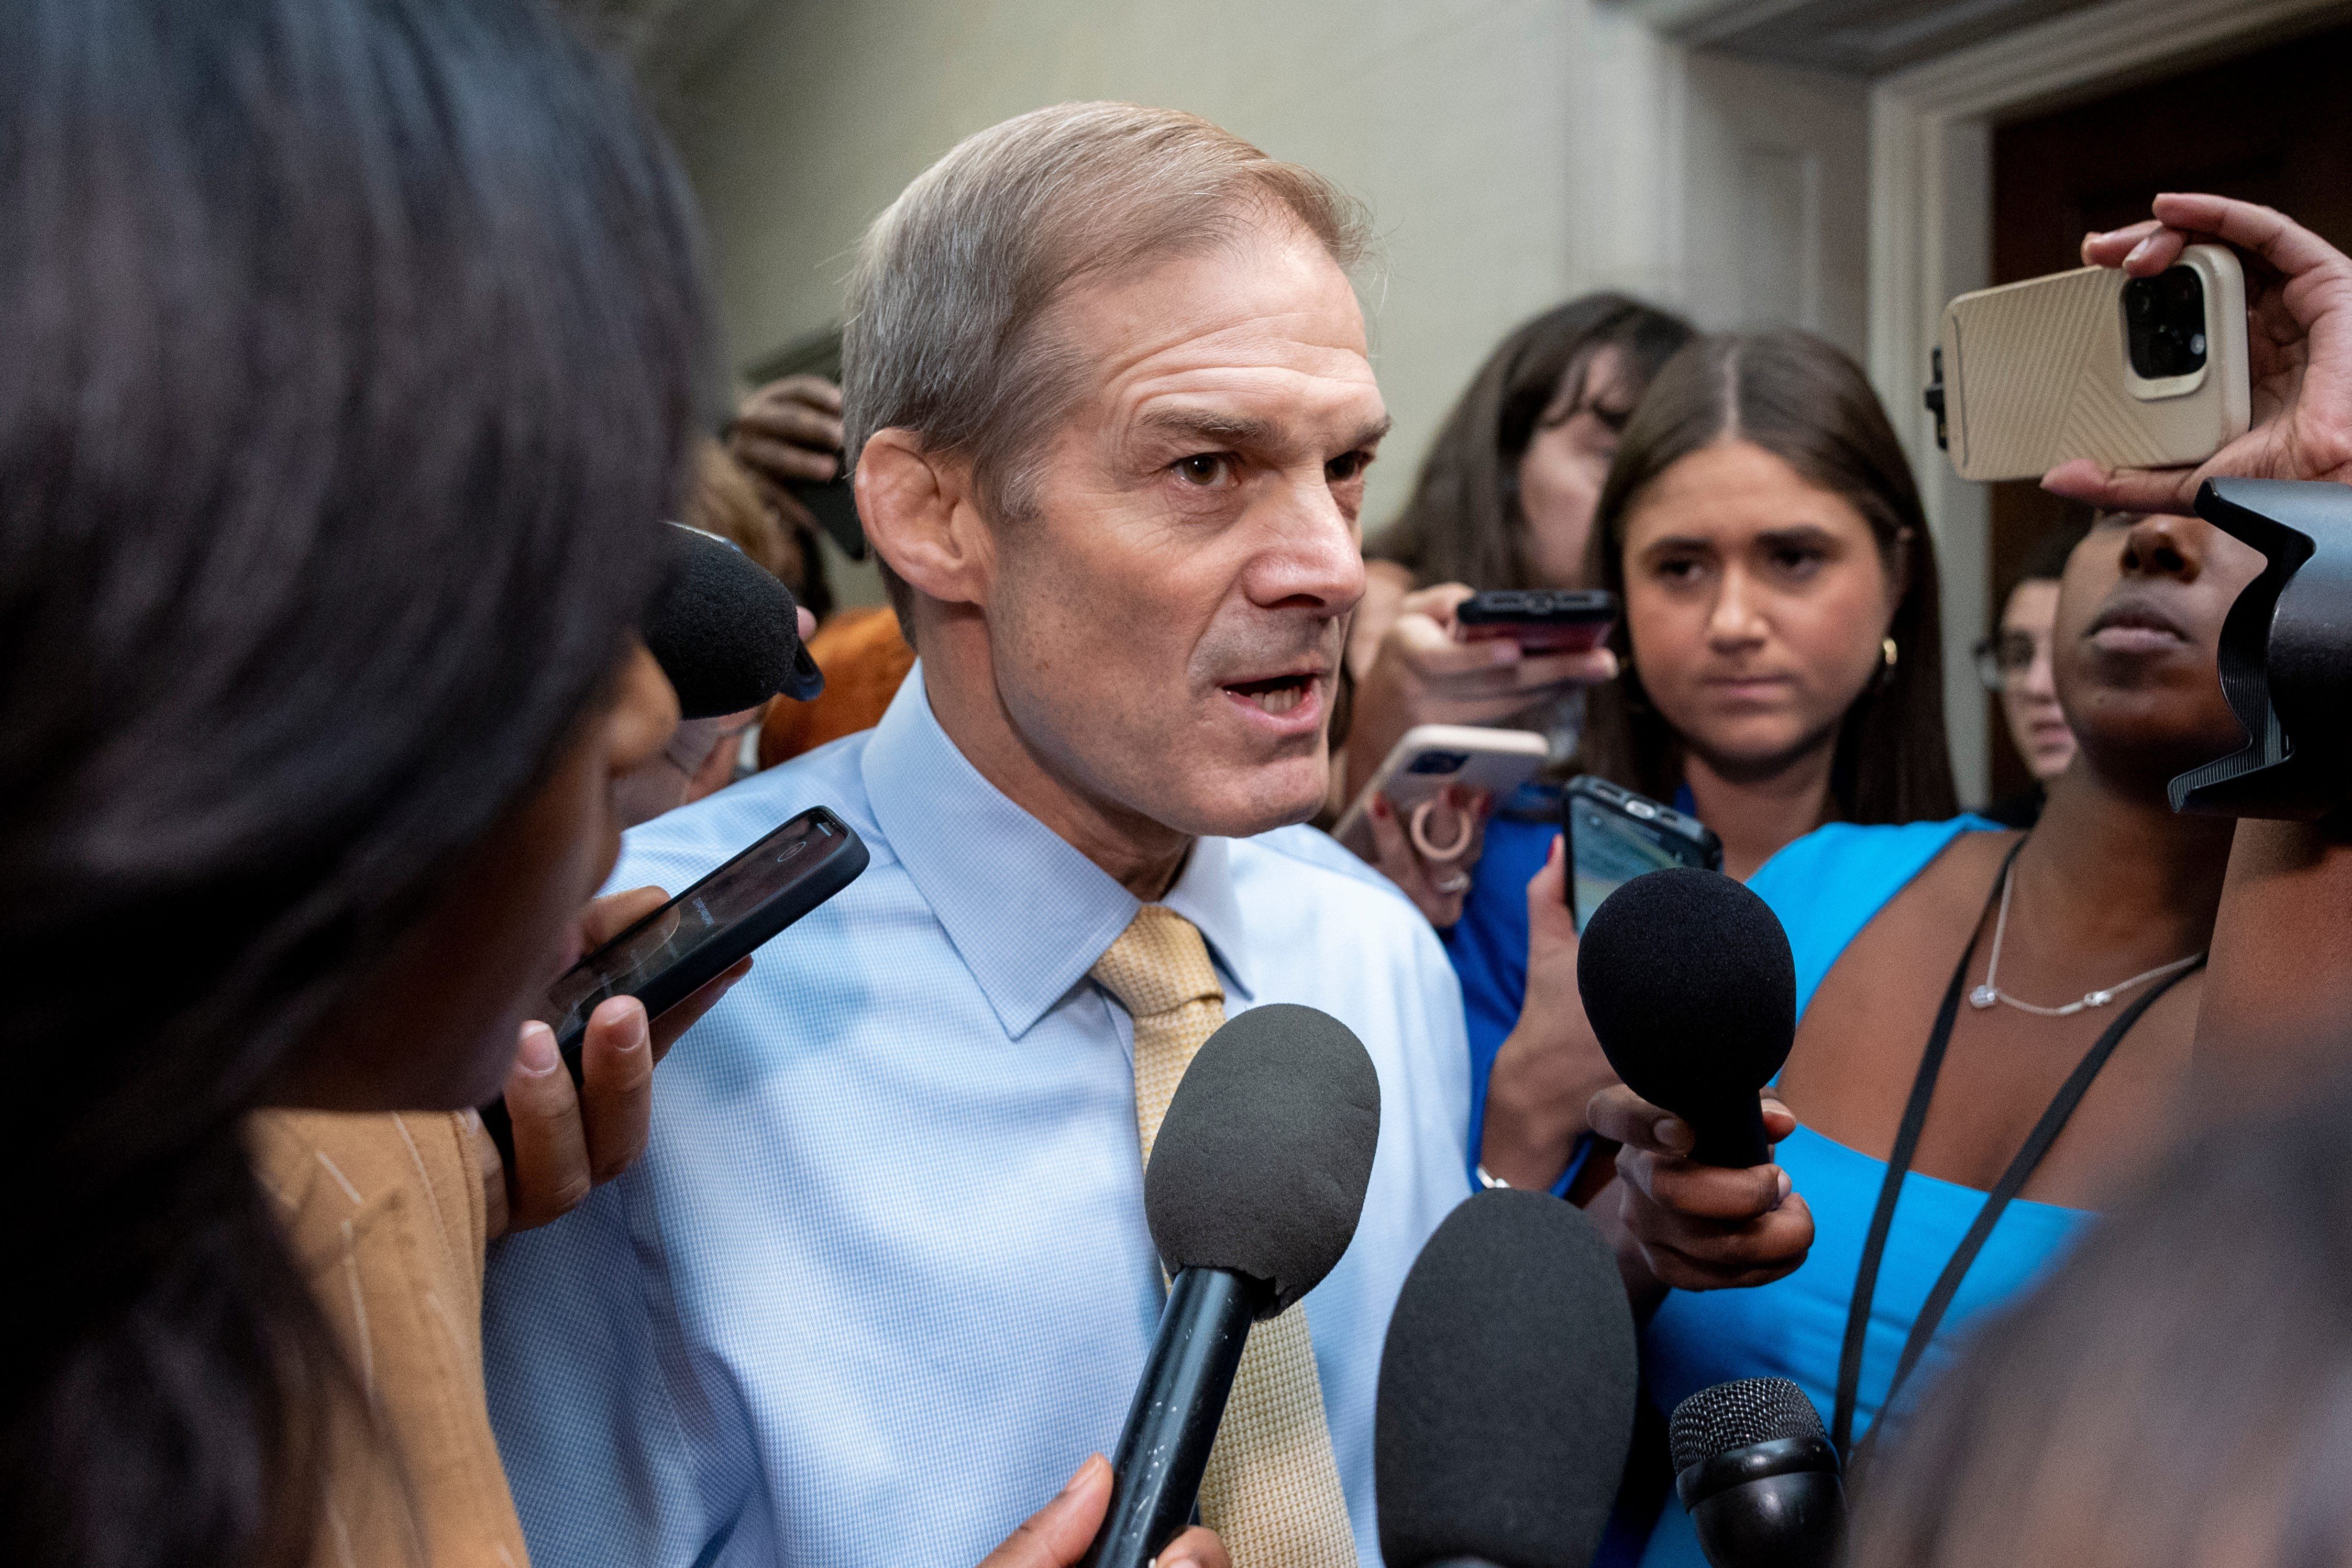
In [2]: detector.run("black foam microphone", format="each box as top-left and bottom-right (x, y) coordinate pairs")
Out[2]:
(1082, 1003), (1382, 1568)
(1576, 868), (1796, 1167)
(643, 523), (823, 715)
(1375, 1189), (1638, 1568)
(1670, 1379), (1844, 1568)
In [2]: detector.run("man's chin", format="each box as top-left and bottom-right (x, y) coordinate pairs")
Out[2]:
(1153, 757), (1331, 841)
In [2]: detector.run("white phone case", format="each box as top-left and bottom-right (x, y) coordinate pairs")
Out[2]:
(1938, 243), (2249, 483)
(1331, 724), (1549, 859)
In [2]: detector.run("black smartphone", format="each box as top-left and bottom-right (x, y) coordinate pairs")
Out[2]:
(1563, 775), (1722, 933)
(1454, 589), (1615, 653)
(482, 803), (868, 1154)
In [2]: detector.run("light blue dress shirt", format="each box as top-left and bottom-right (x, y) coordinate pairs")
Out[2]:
(482, 666), (1472, 1568)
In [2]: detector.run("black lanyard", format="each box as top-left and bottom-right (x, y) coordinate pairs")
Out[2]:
(1829, 840), (2204, 1471)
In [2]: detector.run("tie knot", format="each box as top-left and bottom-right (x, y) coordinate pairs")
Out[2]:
(1092, 905), (1224, 1018)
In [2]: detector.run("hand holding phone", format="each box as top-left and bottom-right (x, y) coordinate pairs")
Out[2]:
(488, 886), (749, 1235)
(2042, 192), (2352, 516)
(480, 805), (870, 1179)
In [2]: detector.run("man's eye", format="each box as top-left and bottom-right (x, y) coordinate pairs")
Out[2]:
(1175, 452), (1234, 487)
(1327, 451), (1370, 483)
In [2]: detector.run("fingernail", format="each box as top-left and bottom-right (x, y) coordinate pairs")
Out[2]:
(518, 1021), (559, 1076)
(616, 1002), (648, 1054)
(1775, 1168), (1792, 1202)
(2126, 236), (2154, 265)
(1659, 1117), (1692, 1152)
(1061, 1456), (1102, 1497)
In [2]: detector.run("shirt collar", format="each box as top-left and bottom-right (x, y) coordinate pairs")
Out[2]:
(862, 664), (1255, 1037)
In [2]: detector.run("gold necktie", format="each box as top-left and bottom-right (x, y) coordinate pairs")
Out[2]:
(1092, 906), (1360, 1568)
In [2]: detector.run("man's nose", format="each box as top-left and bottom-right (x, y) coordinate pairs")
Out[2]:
(1251, 480), (1365, 613)
(2118, 513), (2204, 582)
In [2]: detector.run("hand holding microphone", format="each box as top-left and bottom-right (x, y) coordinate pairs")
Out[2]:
(1575, 869), (1813, 1295)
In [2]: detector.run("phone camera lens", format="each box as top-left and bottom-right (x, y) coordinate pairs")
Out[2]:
(1407, 750), (1471, 776)
(2124, 281), (2157, 321)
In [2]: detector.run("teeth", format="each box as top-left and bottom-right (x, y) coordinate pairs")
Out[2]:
(1255, 684), (1304, 715)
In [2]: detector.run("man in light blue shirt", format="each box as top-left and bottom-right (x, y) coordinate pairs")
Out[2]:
(483, 103), (1471, 1568)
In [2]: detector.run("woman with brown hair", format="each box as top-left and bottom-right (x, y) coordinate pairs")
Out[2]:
(1464, 330), (1957, 1194)
(1339, 296), (1689, 919)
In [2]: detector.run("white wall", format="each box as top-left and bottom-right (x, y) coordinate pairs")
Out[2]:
(662, 1), (1675, 559)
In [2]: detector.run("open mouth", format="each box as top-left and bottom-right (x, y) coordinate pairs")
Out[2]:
(1223, 670), (1319, 717)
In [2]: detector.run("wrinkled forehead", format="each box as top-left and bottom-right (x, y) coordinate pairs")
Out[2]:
(1043, 216), (1380, 448)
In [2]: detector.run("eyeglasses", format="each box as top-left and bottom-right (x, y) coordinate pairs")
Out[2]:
(1972, 630), (2047, 692)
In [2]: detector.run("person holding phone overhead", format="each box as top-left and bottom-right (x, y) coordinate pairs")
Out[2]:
(1590, 501), (2260, 1568)
(1468, 330), (1957, 1195)
(1341, 296), (1693, 924)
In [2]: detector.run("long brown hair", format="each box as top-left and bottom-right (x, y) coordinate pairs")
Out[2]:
(1581, 330), (1958, 824)
(1368, 294), (1694, 589)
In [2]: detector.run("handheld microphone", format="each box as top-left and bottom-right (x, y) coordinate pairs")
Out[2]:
(1083, 1003), (1382, 1568)
(1375, 1189), (1638, 1568)
(643, 523), (823, 714)
(1670, 1379), (1844, 1568)
(1576, 868), (1796, 1167)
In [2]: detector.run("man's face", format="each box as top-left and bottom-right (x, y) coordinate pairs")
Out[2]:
(980, 217), (1385, 840)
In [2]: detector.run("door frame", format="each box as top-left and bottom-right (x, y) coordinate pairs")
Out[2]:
(1864, 0), (2352, 800)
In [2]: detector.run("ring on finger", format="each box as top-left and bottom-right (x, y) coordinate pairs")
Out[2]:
(1409, 797), (1475, 861)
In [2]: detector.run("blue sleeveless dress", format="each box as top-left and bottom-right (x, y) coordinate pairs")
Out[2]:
(1633, 817), (2091, 1568)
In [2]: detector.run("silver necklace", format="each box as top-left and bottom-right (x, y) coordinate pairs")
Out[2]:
(1968, 858), (2203, 1018)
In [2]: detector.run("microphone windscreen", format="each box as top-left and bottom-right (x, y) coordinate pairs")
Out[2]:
(1575, 867), (1796, 1113)
(1376, 1189), (1637, 1568)
(1669, 1378), (1825, 1475)
(643, 524), (823, 716)
(1144, 1003), (1380, 1316)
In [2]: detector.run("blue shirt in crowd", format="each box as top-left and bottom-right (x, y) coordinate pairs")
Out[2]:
(480, 667), (1473, 1568)
(1636, 817), (2091, 1568)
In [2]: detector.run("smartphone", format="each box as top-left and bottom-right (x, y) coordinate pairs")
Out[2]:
(1563, 776), (1722, 933)
(478, 804), (867, 1160)
(1332, 724), (1549, 859)
(1932, 243), (2250, 482)
(1453, 589), (1616, 653)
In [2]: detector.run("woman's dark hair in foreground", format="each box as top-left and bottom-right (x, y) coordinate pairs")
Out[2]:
(1856, 1069), (2352, 1568)
(1368, 293), (1695, 588)
(1581, 330), (1959, 825)
(0, 1), (710, 1563)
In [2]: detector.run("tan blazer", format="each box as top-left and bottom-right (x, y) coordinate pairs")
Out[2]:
(248, 1109), (531, 1568)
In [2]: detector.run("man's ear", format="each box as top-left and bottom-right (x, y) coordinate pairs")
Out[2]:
(854, 429), (994, 609)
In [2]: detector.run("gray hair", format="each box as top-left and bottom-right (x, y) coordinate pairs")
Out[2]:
(842, 102), (1372, 540)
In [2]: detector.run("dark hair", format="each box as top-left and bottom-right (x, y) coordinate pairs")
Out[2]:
(1368, 294), (1695, 589)
(0, 2), (711, 1564)
(1854, 1069), (2352, 1568)
(1581, 331), (1958, 824)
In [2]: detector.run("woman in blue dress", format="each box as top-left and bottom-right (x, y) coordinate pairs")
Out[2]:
(1582, 500), (2263, 1565)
